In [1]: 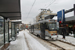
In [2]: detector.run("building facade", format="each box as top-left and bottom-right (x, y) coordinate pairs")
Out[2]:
(36, 9), (56, 22)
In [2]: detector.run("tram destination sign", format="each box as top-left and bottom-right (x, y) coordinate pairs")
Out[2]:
(57, 9), (65, 23)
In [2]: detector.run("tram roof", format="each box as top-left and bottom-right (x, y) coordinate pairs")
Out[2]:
(32, 19), (57, 25)
(0, 0), (21, 20)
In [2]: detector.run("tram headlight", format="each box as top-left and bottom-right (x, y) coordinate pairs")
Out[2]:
(56, 34), (57, 35)
(51, 34), (53, 35)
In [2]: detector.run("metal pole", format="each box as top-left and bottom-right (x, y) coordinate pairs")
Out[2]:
(14, 23), (16, 40)
(15, 24), (17, 39)
(11, 22), (12, 38)
(62, 10), (65, 39)
(8, 21), (9, 42)
(4, 17), (5, 44)
(73, 4), (75, 38)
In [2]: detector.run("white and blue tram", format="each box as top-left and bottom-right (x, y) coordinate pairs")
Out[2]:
(29, 19), (59, 40)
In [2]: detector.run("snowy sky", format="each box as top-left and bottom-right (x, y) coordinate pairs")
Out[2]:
(21, 0), (75, 24)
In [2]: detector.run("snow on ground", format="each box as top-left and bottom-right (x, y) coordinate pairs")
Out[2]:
(69, 33), (74, 37)
(9, 29), (75, 50)
(58, 35), (75, 45)
(25, 29), (50, 50)
(9, 30), (28, 50)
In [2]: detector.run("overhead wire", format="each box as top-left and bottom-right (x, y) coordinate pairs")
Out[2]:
(45, 0), (56, 8)
(25, 0), (36, 21)
(25, 0), (56, 23)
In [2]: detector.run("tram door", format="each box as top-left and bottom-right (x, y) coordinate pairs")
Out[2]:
(40, 23), (45, 39)
(31, 25), (34, 34)
(32, 25), (34, 34)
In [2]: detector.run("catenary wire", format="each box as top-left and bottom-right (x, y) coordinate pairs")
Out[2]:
(25, 0), (36, 21)
(45, 0), (56, 8)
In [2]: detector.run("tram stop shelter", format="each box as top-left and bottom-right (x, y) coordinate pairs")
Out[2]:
(11, 21), (22, 41)
(0, 0), (21, 50)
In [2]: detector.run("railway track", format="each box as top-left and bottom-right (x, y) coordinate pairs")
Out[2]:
(50, 40), (75, 50)
(29, 32), (75, 50)
(58, 40), (75, 46)
(24, 33), (31, 50)
(49, 41), (65, 50)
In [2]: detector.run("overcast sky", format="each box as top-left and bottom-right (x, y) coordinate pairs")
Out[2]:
(21, 0), (75, 24)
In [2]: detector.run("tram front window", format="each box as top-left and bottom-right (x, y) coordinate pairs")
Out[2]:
(48, 22), (57, 30)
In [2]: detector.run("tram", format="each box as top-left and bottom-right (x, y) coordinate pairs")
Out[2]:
(29, 19), (59, 40)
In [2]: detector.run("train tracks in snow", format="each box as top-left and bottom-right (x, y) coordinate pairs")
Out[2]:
(29, 32), (75, 50)
(24, 33), (31, 50)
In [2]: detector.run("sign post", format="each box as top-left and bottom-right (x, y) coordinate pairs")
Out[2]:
(73, 4), (75, 38)
(57, 9), (65, 39)
(57, 9), (65, 23)
(74, 4), (75, 16)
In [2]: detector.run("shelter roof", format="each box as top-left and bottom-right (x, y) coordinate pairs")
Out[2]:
(11, 21), (22, 24)
(0, 0), (21, 20)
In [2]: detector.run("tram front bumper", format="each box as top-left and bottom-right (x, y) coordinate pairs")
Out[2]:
(45, 35), (58, 40)
(51, 35), (58, 40)
(45, 36), (50, 39)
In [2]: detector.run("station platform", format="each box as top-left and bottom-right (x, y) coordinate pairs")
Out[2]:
(58, 35), (75, 45)
(9, 31), (26, 50)
(8, 30), (75, 50)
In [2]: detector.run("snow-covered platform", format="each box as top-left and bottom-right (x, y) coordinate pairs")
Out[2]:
(9, 30), (49, 50)
(58, 35), (75, 45)
(9, 31), (26, 50)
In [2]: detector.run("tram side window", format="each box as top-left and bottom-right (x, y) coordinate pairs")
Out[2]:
(31, 25), (34, 30)
(32, 25), (34, 29)
(34, 24), (40, 29)
(34, 25), (36, 29)
(38, 24), (40, 29)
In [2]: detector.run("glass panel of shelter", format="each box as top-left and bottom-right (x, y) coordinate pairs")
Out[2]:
(15, 24), (19, 34)
(11, 23), (19, 40)
(0, 16), (4, 46)
(5, 20), (8, 43)
(11, 23), (16, 40)
(9, 22), (11, 42)
(0, 16), (19, 47)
